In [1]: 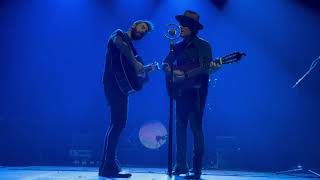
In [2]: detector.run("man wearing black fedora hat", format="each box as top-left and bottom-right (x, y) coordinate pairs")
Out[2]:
(163, 10), (220, 179)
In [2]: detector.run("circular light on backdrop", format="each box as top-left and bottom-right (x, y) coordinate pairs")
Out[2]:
(139, 121), (167, 149)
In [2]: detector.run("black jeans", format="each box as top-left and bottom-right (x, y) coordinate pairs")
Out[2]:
(175, 88), (207, 171)
(101, 83), (128, 164)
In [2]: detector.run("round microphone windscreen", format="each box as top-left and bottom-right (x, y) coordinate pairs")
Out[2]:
(168, 29), (176, 36)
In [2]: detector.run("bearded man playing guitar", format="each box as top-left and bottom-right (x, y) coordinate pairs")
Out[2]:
(100, 20), (155, 178)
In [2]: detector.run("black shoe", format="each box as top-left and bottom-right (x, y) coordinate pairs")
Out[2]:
(99, 159), (122, 177)
(173, 166), (189, 175)
(185, 171), (201, 179)
(100, 171), (132, 178)
(98, 166), (102, 176)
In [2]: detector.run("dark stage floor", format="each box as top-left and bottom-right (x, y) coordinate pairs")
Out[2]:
(0, 166), (319, 180)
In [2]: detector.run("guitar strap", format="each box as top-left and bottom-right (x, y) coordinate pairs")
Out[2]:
(118, 30), (149, 81)
(188, 38), (202, 89)
(185, 37), (201, 70)
(119, 31), (144, 64)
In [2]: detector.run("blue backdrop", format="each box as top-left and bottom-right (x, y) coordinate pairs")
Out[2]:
(0, 0), (319, 170)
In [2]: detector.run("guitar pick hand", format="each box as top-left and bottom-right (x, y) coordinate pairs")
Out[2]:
(134, 61), (145, 74)
(173, 70), (185, 76)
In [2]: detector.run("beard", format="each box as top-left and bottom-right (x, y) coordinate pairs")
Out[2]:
(131, 27), (144, 40)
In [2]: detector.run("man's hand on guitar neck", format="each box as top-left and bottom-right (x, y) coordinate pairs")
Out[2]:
(211, 61), (222, 69)
(208, 61), (221, 74)
(133, 60), (145, 75)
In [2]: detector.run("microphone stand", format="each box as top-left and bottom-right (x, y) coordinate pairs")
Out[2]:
(163, 24), (180, 176)
(168, 39), (174, 176)
(292, 56), (320, 88)
(276, 55), (320, 178)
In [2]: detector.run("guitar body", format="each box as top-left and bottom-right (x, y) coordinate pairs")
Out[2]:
(112, 55), (159, 95)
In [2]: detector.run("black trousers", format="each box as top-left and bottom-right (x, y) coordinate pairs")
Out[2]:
(175, 88), (207, 172)
(100, 83), (128, 165)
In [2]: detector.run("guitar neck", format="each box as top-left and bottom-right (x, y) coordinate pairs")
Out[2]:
(144, 63), (159, 73)
(183, 58), (229, 78)
(184, 58), (222, 78)
(174, 52), (245, 81)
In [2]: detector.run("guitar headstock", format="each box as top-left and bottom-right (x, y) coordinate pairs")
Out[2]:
(152, 61), (160, 71)
(219, 51), (246, 64)
(145, 61), (161, 72)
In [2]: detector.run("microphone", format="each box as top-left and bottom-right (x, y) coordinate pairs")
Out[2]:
(164, 24), (181, 40)
(168, 29), (176, 36)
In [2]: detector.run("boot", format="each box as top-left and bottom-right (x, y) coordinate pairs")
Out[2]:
(173, 164), (189, 175)
(185, 156), (202, 179)
(99, 159), (131, 178)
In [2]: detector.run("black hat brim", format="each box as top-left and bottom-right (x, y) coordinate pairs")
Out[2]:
(175, 15), (203, 30)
